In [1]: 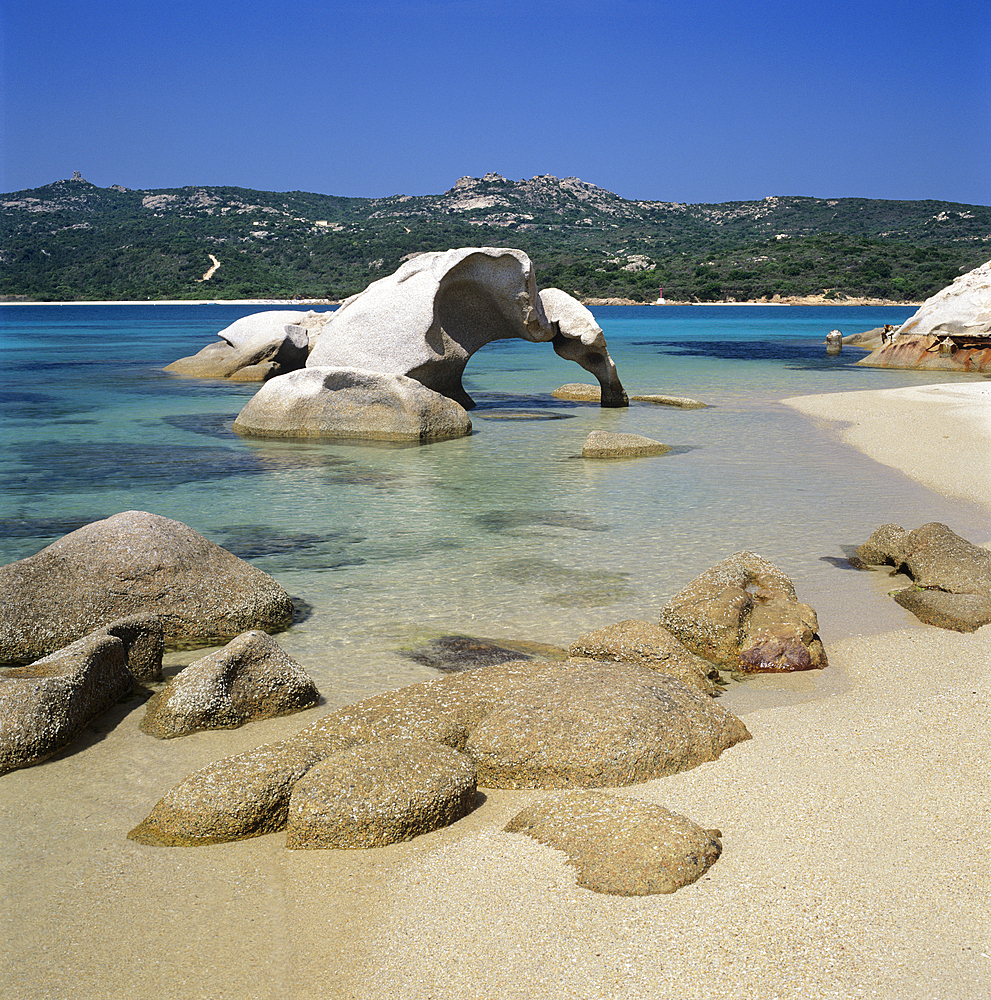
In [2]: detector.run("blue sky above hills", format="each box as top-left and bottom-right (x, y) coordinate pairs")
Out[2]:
(2, 0), (989, 204)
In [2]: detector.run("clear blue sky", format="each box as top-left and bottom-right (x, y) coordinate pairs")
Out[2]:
(2, 0), (989, 204)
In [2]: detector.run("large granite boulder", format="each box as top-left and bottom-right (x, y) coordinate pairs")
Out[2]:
(857, 259), (991, 372)
(568, 619), (720, 695)
(0, 511), (295, 664)
(659, 551), (828, 672)
(856, 522), (991, 631)
(232, 367), (472, 441)
(129, 737), (336, 845)
(286, 740), (478, 849)
(164, 311), (332, 381)
(140, 631), (319, 739)
(0, 631), (133, 774)
(306, 248), (627, 410)
(504, 791), (723, 895)
(129, 659), (750, 847)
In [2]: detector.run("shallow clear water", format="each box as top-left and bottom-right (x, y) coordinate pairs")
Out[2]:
(2, 303), (988, 705)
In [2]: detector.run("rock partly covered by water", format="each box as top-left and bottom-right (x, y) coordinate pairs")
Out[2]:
(856, 522), (991, 631)
(659, 551), (827, 672)
(551, 384), (706, 408)
(0, 631), (134, 774)
(631, 393), (708, 408)
(504, 790), (723, 895)
(286, 739), (478, 849)
(164, 310), (333, 381)
(857, 259), (991, 372)
(233, 368), (472, 441)
(129, 659), (750, 847)
(582, 430), (670, 458)
(306, 249), (627, 410)
(0, 511), (295, 664)
(140, 631), (320, 739)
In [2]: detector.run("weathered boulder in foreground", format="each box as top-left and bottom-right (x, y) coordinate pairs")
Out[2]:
(232, 367), (472, 441)
(0, 632), (132, 774)
(659, 551), (827, 672)
(856, 522), (991, 631)
(569, 619), (720, 695)
(128, 737), (337, 846)
(306, 249), (627, 410)
(0, 511), (295, 664)
(582, 430), (670, 459)
(140, 631), (319, 739)
(129, 659), (750, 846)
(164, 310), (333, 380)
(857, 259), (991, 372)
(286, 739), (477, 849)
(504, 790), (723, 895)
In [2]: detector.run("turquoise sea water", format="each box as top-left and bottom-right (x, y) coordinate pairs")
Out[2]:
(2, 303), (988, 704)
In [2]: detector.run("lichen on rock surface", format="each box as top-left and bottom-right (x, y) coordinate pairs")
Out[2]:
(504, 790), (723, 895)
(659, 550), (827, 673)
(128, 659), (750, 847)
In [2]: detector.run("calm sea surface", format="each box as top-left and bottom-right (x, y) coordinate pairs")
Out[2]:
(2, 303), (987, 705)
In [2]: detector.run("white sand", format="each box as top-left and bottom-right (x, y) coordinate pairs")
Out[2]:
(3, 382), (990, 999)
(783, 381), (991, 514)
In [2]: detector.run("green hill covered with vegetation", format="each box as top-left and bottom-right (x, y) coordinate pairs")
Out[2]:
(2, 172), (988, 302)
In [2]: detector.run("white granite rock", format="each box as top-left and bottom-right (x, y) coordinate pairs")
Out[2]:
(895, 259), (991, 339)
(306, 248), (627, 409)
(232, 367), (472, 441)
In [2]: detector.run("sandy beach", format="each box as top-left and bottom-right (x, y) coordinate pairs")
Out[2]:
(2, 381), (990, 999)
